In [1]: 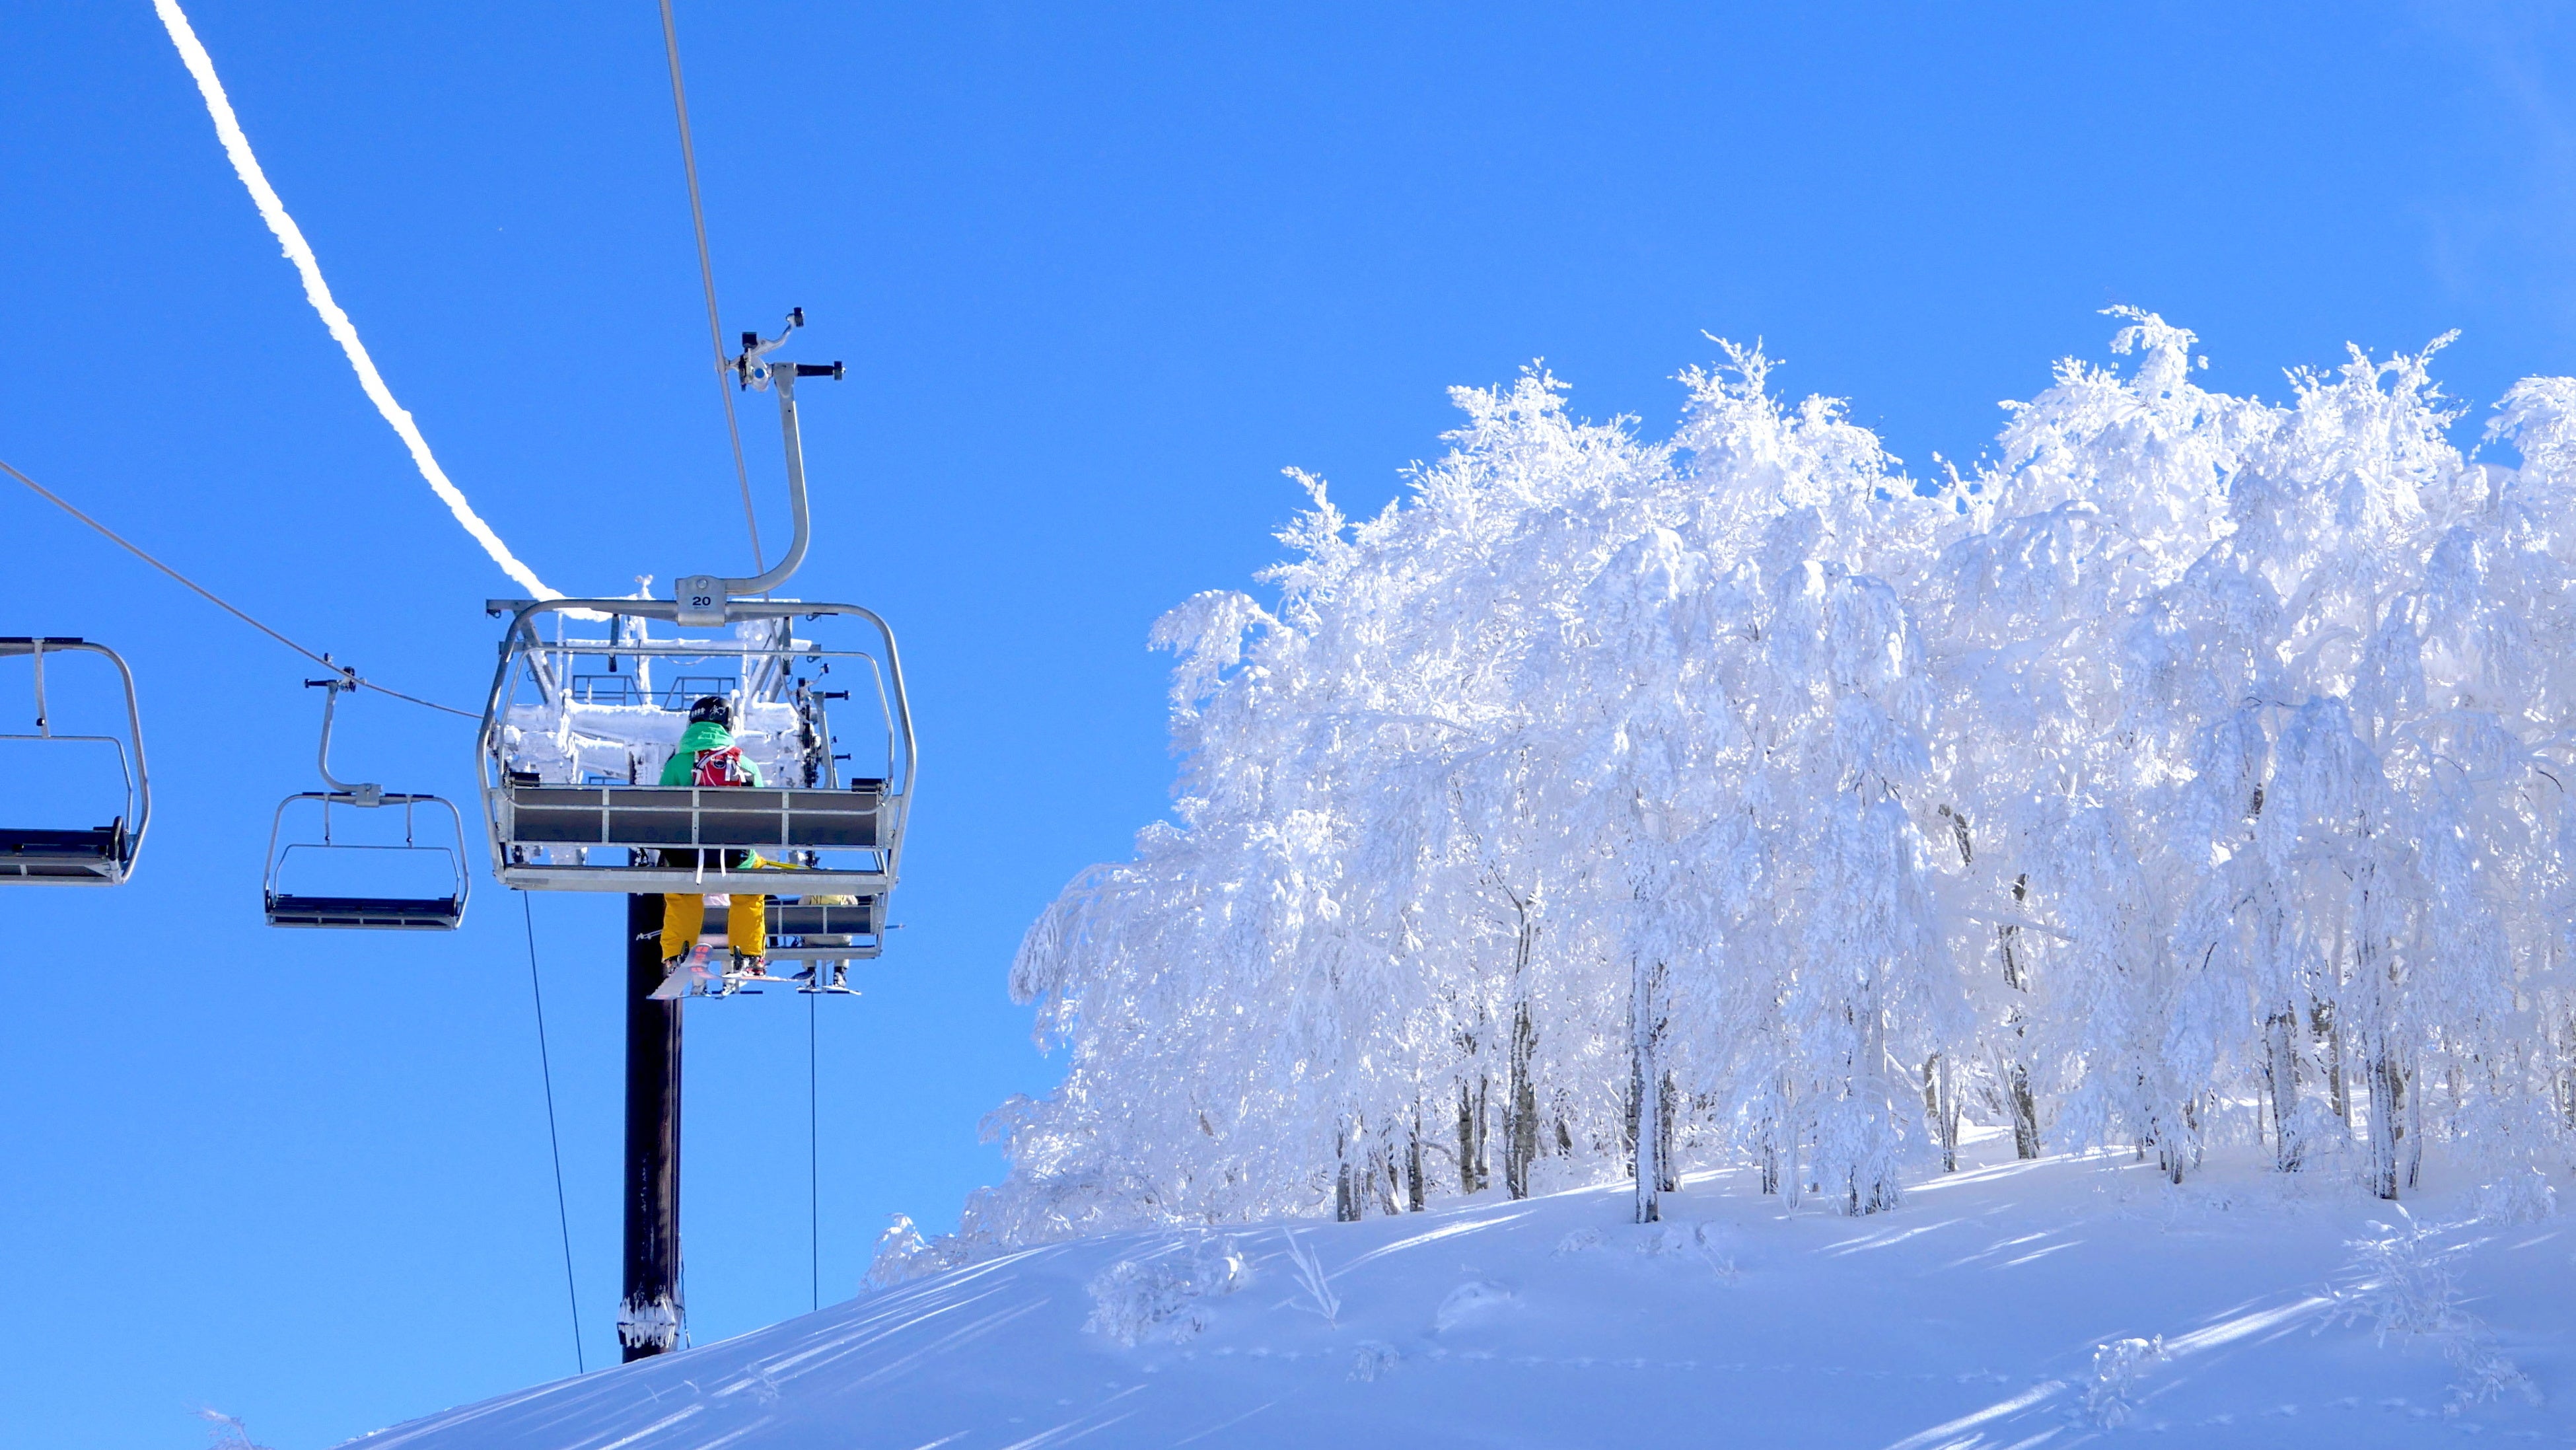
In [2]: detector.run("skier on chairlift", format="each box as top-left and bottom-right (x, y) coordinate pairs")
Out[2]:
(655, 694), (768, 992)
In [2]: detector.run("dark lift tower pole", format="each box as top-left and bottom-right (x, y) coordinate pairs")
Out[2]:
(620, 893), (682, 1359)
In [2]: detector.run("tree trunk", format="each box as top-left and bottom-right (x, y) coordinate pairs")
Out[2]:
(1758, 1070), (1792, 1198)
(1629, 956), (1663, 1223)
(2406, 1059), (2425, 1193)
(1924, 1053), (1960, 1173)
(2366, 1044), (2404, 1200)
(1454, 1074), (1489, 1194)
(1946, 817), (2040, 1161)
(2003, 1056), (2040, 1160)
(1504, 998), (1538, 1199)
(2559, 1015), (2576, 1131)
(1850, 996), (1898, 1215)
(1334, 1122), (1361, 1221)
(1497, 885), (1544, 1202)
(2265, 1003), (2305, 1173)
(1997, 873), (2041, 1159)
(1658, 1069), (1679, 1194)
(1405, 1116), (1426, 1212)
(2157, 1096), (2200, 1186)
(2316, 997), (2349, 1133)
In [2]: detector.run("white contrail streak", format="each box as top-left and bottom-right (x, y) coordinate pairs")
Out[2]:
(152, 0), (565, 603)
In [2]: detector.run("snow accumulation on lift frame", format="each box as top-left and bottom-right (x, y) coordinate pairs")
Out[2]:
(367, 312), (2576, 1446)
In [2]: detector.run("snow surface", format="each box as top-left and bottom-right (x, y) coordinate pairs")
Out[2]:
(347, 1132), (2571, 1448)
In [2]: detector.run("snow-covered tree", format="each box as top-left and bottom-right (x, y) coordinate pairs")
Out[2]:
(919, 311), (2576, 1270)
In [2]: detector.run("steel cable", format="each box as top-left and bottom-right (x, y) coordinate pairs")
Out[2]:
(2, 457), (477, 719)
(522, 893), (587, 1374)
(809, 988), (820, 1311)
(657, 0), (766, 577)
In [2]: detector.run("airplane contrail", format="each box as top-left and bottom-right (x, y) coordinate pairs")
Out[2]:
(151, 0), (569, 605)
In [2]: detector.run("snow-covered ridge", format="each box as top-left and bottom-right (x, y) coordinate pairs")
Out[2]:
(350, 1140), (2569, 1447)
(948, 312), (2576, 1256)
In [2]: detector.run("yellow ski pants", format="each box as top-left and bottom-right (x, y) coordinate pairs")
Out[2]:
(661, 892), (769, 963)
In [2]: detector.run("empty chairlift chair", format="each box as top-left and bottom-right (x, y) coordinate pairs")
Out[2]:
(0, 637), (150, 885)
(263, 673), (470, 929)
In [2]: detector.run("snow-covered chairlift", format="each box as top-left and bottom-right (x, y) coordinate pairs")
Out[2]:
(0, 637), (149, 885)
(476, 600), (911, 912)
(474, 310), (913, 976)
(263, 672), (470, 929)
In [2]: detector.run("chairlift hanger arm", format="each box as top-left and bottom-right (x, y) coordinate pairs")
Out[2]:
(305, 665), (383, 805)
(672, 310), (845, 614)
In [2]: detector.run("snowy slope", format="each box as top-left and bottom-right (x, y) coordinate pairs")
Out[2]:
(351, 1135), (2572, 1449)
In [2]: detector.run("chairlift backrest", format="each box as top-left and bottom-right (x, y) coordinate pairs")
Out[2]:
(0, 637), (149, 886)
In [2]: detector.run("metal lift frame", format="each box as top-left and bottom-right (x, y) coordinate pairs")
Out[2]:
(474, 310), (914, 969)
(264, 673), (471, 929)
(0, 637), (149, 885)
(473, 597), (915, 931)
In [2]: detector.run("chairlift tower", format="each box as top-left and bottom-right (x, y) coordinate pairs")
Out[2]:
(476, 311), (913, 1361)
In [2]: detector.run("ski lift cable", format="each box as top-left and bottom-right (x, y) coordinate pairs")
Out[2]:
(656, 0), (767, 578)
(521, 892), (587, 1375)
(1, 458), (475, 721)
(808, 988), (820, 1312)
(149, 0), (584, 612)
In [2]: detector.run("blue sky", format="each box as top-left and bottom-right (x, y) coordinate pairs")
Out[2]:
(5, 3), (2574, 1446)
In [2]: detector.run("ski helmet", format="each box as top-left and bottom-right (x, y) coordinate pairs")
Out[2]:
(688, 695), (732, 729)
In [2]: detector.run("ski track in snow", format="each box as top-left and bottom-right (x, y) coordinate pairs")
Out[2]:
(342, 1136), (2573, 1449)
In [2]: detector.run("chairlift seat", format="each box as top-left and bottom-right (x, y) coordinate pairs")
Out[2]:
(0, 822), (130, 883)
(764, 896), (880, 959)
(768, 899), (876, 937)
(505, 783), (882, 850)
(265, 892), (464, 930)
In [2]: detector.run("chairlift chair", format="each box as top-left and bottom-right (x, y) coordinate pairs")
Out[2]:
(264, 672), (470, 929)
(476, 598), (913, 959)
(661, 894), (884, 997)
(0, 637), (149, 885)
(474, 310), (914, 986)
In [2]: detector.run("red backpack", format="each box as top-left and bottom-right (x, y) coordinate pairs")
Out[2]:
(692, 745), (754, 787)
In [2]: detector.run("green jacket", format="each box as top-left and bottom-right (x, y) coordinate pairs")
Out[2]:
(661, 720), (764, 787)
